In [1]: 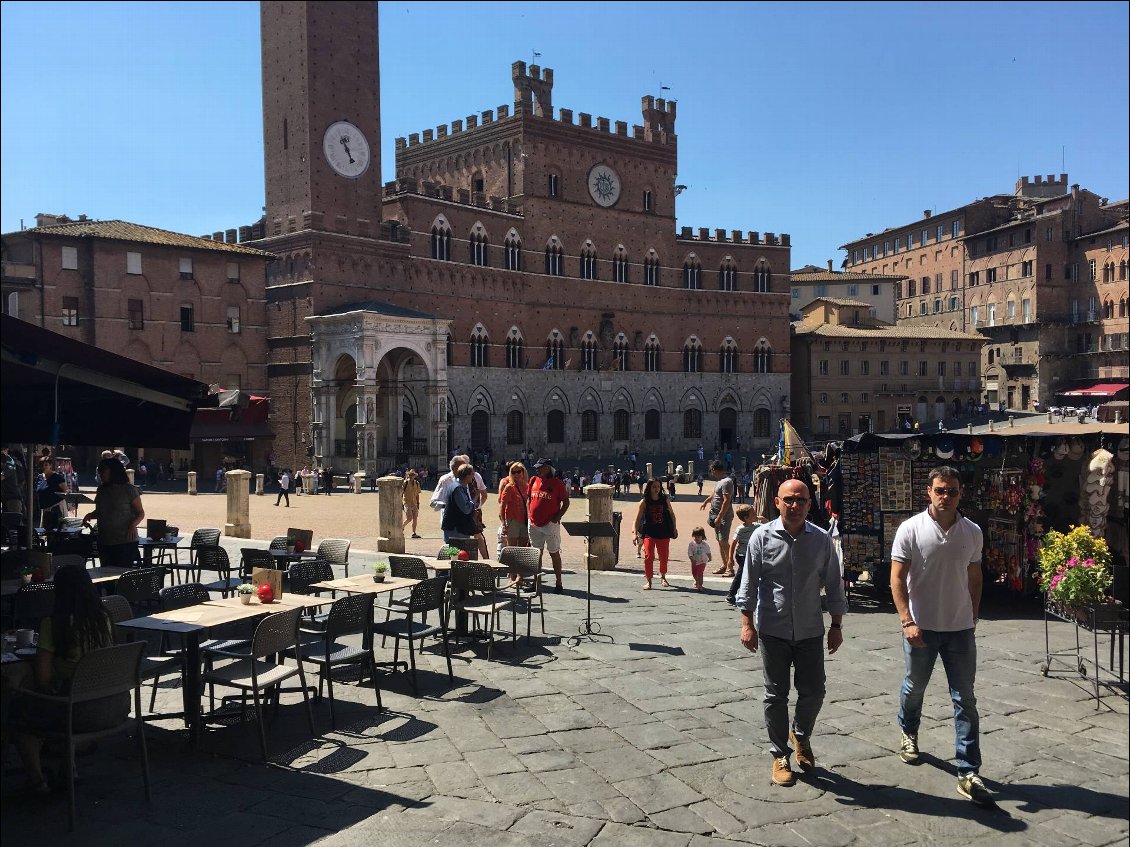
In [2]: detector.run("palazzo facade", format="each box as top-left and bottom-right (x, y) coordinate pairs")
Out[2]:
(251, 1), (792, 474)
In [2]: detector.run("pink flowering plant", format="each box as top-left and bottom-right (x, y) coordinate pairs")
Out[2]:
(1037, 525), (1112, 609)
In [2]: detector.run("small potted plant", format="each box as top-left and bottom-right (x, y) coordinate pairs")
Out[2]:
(438, 544), (459, 560)
(373, 562), (389, 583)
(285, 534), (296, 554)
(20, 565), (34, 585)
(237, 582), (255, 605)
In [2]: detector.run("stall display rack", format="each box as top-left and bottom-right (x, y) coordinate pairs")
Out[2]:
(1041, 598), (1129, 707)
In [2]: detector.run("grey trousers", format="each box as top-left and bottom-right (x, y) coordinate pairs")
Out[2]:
(760, 633), (826, 758)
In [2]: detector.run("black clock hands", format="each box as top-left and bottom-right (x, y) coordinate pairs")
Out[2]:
(339, 135), (355, 164)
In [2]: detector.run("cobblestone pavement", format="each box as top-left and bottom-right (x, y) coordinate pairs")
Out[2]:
(3, 491), (1127, 845)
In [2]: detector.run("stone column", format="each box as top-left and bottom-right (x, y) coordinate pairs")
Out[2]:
(126, 468), (135, 485)
(224, 469), (251, 538)
(666, 460), (674, 476)
(377, 475), (404, 553)
(687, 460), (695, 477)
(187, 471), (197, 495)
(352, 471), (366, 493)
(255, 473), (265, 495)
(584, 483), (615, 570)
(645, 462), (653, 478)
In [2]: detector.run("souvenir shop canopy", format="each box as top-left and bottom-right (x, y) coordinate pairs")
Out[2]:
(834, 428), (1128, 601)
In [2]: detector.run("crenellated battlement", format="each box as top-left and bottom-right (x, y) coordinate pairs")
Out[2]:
(395, 60), (677, 155)
(1015, 173), (1069, 199)
(382, 177), (523, 216)
(199, 219), (266, 244)
(676, 226), (790, 248)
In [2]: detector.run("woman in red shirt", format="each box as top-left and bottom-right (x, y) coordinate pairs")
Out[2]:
(499, 461), (530, 586)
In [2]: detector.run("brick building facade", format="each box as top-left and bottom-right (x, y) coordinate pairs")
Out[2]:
(840, 176), (1128, 410)
(0, 216), (273, 470)
(789, 262), (900, 324)
(248, 0), (792, 474)
(791, 298), (986, 438)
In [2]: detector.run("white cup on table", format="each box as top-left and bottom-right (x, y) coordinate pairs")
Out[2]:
(16, 629), (35, 648)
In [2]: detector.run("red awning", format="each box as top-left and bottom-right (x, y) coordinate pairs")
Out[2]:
(190, 392), (271, 440)
(1061, 382), (1129, 397)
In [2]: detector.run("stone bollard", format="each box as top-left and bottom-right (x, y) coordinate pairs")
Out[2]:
(687, 460), (694, 477)
(1047, 411), (1054, 424)
(255, 473), (265, 495)
(666, 461), (674, 477)
(224, 469), (251, 538)
(645, 462), (653, 478)
(376, 475), (404, 553)
(126, 468), (135, 485)
(303, 473), (316, 495)
(352, 471), (365, 494)
(187, 470), (197, 495)
(584, 483), (616, 570)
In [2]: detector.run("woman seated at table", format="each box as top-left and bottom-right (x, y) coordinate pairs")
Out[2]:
(10, 566), (127, 795)
(441, 464), (487, 557)
(81, 458), (144, 568)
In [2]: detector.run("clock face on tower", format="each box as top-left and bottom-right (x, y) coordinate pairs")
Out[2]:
(322, 120), (371, 179)
(587, 163), (621, 207)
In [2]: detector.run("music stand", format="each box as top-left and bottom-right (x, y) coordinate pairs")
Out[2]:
(562, 521), (615, 643)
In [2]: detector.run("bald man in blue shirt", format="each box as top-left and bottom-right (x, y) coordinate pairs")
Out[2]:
(737, 478), (846, 786)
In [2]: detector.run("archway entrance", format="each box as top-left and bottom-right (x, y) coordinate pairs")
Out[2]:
(308, 307), (451, 475)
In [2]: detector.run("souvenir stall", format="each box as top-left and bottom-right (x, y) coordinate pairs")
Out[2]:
(835, 428), (1129, 603)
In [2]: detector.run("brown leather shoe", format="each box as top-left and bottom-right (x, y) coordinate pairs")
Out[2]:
(772, 755), (796, 786)
(790, 731), (815, 772)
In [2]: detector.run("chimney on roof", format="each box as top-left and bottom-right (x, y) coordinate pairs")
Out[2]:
(923, 210), (932, 219)
(827, 259), (833, 272)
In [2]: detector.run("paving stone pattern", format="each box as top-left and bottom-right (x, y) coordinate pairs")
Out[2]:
(2, 548), (1127, 846)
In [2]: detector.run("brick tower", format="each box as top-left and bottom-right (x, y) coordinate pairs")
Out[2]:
(260, 0), (382, 232)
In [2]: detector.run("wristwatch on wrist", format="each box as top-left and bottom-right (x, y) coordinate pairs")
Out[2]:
(829, 623), (842, 629)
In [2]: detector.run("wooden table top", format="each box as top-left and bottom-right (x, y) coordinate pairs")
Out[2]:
(1, 566), (131, 596)
(118, 602), (269, 633)
(206, 593), (332, 611)
(310, 575), (420, 596)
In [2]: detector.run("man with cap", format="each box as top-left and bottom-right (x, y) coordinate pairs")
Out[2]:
(528, 458), (569, 593)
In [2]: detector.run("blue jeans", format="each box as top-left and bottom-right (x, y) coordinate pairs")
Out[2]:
(898, 627), (981, 774)
(760, 633), (826, 758)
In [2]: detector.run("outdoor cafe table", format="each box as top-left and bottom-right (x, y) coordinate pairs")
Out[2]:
(1, 566), (132, 598)
(268, 549), (319, 569)
(137, 535), (183, 568)
(117, 600), (315, 745)
(411, 556), (509, 574)
(309, 574), (420, 596)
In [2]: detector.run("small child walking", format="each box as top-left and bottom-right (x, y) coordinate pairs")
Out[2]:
(687, 527), (712, 591)
(727, 503), (759, 604)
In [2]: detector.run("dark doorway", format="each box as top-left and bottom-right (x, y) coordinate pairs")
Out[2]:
(718, 407), (737, 450)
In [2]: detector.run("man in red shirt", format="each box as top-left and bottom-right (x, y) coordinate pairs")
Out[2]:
(528, 458), (570, 593)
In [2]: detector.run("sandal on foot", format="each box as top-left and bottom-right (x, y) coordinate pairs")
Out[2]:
(711, 567), (728, 575)
(642, 582), (652, 590)
(660, 577), (670, 588)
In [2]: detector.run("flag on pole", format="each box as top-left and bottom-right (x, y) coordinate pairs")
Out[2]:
(779, 419), (813, 465)
(542, 354), (554, 370)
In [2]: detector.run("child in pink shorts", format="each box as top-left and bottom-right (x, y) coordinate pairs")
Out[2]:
(687, 527), (712, 591)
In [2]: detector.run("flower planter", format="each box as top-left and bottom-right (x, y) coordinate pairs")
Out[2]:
(240, 593), (252, 605)
(373, 573), (386, 583)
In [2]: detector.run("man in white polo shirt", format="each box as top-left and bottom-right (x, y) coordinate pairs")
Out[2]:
(890, 465), (992, 807)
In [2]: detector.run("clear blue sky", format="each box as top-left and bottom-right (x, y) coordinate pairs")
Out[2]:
(2, 1), (1127, 269)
